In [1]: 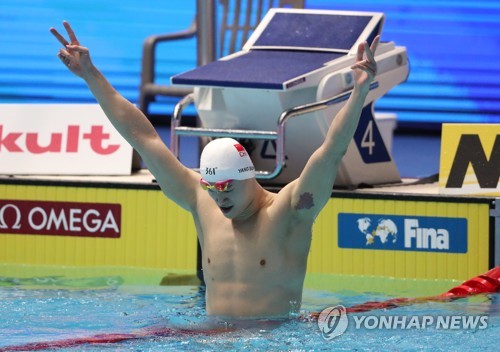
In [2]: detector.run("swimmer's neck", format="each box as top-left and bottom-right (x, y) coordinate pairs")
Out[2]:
(231, 184), (272, 223)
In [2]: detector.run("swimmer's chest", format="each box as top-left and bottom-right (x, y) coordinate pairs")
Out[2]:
(202, 215), (290, 277)
(207, 215), (284, 252)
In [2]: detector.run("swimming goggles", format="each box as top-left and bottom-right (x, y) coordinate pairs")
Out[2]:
(199, 178), (233, 192)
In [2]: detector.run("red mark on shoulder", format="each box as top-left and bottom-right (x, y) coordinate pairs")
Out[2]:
(295, 192), (315, 210)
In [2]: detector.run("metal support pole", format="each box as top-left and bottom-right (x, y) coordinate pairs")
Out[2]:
(196, 0), (217, 66)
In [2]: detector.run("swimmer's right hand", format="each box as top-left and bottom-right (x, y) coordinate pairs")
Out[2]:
(50, 21), (94, 78)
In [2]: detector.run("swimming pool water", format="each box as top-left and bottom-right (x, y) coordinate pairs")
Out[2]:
(0, 276), (498, 351)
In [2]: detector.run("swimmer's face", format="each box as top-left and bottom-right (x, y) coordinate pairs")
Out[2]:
(203, 178), (256, 218)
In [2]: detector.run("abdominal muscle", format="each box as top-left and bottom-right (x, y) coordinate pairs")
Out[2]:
(201, 237), (308, 318)
(205, 280), (303, 318)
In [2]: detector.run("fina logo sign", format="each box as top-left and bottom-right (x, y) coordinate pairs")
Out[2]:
(338, 213), (467, 253)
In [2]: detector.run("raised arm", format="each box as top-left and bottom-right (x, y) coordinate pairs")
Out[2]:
(284, 36), (380, 221)
(50, 21), (200, 211)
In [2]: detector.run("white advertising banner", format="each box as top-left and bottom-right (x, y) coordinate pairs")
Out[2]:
(0, 104), (133, 175)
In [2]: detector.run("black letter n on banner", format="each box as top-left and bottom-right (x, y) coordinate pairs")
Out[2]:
(446, 134), (500, 188)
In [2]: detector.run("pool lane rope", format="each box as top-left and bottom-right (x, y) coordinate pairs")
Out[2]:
(309, 266), (500, 317)
(1, 266), (499, 351)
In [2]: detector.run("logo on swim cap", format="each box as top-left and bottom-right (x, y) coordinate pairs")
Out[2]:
(205, 167), (217, 176)
(199, 138), (256, 182)
(234, 143), (248, 157)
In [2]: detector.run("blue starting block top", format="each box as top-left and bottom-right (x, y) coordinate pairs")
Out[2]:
(172, 50), (344, 90)
(172, 9), (384, 90)
(251, 12), (374, 50)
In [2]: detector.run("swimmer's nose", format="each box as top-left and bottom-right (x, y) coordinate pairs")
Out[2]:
(215, 195), (230, 206)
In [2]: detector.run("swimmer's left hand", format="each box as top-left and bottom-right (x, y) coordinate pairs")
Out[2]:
(351, 35), (380, 91)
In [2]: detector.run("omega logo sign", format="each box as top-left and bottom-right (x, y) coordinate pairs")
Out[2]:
(0, 200), (121, 238)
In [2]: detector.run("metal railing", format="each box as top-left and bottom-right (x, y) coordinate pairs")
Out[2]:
(170, 81), (378, 179)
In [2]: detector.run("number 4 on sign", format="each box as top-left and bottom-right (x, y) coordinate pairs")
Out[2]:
(361, 120), (375, 155)
(353, 105), (392, 164)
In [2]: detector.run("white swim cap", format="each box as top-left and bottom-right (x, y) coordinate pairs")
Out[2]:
(199, 138), (256, 182)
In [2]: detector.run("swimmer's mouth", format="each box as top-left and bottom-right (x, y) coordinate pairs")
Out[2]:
(219, 206), (233, 214)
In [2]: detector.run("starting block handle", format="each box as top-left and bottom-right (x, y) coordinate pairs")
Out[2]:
(170, 93), (196, 157)
(274, 81), (379, 178)
(278, 81), (379, 125)
(174, 127), (277, 139)
(170, 93), (284, 179)
(170, 81), (378, 180)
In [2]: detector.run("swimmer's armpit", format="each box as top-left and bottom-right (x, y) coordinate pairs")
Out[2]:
(294, 192), (315, 210)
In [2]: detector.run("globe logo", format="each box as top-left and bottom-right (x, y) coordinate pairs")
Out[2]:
(357, 218), (398, 246)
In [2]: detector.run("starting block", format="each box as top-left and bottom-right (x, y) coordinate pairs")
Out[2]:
(171, 8), (409, 187)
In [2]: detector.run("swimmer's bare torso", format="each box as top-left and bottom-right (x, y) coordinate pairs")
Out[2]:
(192, 180), (314, 318)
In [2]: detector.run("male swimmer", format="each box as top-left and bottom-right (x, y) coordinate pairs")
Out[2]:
(50, 21), (379, 319)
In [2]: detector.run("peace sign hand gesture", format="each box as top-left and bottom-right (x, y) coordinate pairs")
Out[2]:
(350, 35), (380, 93)
(50, 21), (93, 78)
